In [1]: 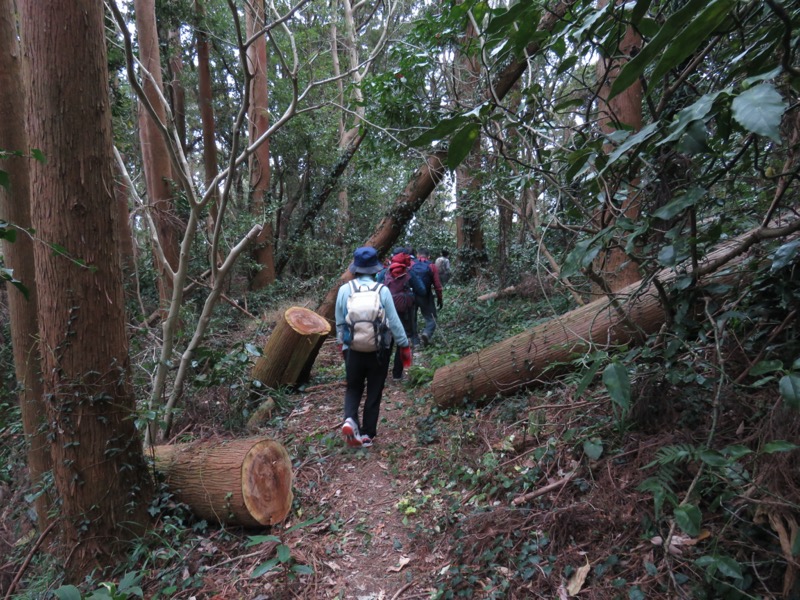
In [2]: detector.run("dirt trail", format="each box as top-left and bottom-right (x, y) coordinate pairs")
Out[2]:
(277, 357), (443, 600)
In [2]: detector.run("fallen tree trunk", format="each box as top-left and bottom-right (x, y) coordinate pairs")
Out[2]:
(432, 223), (800, 407)
(252, 306), (331, 388)
(152, 437), (293, 527)
(316, 0), (580, 322)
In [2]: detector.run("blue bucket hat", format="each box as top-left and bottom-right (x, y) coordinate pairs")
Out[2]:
(349, 246), (383, 275)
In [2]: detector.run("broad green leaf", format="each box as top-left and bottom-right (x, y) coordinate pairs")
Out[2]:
(556, 55), (579, 76)
(762, 440), (799, 454)
(722, 445), (753, 459)
(749, 360), (784, 377)
(31, 148), (46, 163)
(447, 123), (481, 169)
(0, 170), (8, 189)
(609, 0), (709, 99)
(284, 514), (325, 533)
(674, 504), (702, 536)
(277, 543), (292, 563)
(715, 556), (743, 580)
(246, 534), (281, 547)
(54, 586), (83, 600)
(657, 244), (678, 266)
(606, 122), (660, 167)
(698, 449), (728, 467)
(649, 0), (736, 86)
(732, 83), (787, 142)
(658, 92), (725, 146)
(676, 120), (711, 155)
(584, 438), (603, 460)
(484, 2), (527, 36)
(291, 564), (315, 575)
(779, 374), (800, 409)
(631, 0), (652, 25)
(409, 116), (467, 147)
(251, 557), (280, 578)
(575, 360), (603, 397)
(602, 362), (630, 410)
(652, 187), (704, 220)
(770, 239), (800, 271)
(0, 223), (17, 242)
(638, 477), (668, 519)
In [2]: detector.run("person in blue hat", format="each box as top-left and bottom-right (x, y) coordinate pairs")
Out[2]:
(335, 246), (412, 448)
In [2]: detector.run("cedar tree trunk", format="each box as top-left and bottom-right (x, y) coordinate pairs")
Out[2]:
(0, 0), (52, 527)
(20, 0), (154, 580)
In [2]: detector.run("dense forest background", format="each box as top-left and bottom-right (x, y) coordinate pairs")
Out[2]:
(1, 0), (800, 597)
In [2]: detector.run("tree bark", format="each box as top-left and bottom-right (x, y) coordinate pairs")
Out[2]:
(134, 0), (181, 311)
(152, 437), (293, 527)
(247, 0), (276, 290)
(0, 0), (52, 528)
(20, 0), (153, 580)
(252, 307), (331, 388)
(592, 0), (644, 293)
(432, 229), (778, 407)
(168, 28), (186, 153)
(196, 0), (220, 248)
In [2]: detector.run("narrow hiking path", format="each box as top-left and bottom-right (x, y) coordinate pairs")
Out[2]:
(220, 340), (448, 599)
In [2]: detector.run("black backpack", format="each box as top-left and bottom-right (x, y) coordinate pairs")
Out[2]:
(384, 271), (415, 314)
(410, 259), (433, 291)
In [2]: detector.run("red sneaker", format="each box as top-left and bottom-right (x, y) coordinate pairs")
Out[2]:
(342, 418), (362, 448)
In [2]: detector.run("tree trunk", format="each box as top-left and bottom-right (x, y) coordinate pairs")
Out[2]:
(252, 307), (331, 388)
(168, 28), (186, 153)
(247, 0), (276, 290)
(316, 0), (579, 321)
(20, 0), (153, 580)
(0, 0), (52, 528)
(196, 0), (220, 248)
(454, 15), (486, 280)
(134, 0), (180, 311)
(592, 0), (644, 293)
(431, 228), (785, 407)
(152, 437), (293, 527)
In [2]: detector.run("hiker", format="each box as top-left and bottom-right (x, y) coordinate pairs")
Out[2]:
(335, 246), (412, 448)
(435, 250), (452, 285)
(410, 248), (443, 346)
(381, 250), (425, 380)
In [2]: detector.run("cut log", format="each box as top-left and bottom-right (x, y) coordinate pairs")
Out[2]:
(477, 286), (518, 302)
(152, 437), (293, 527)
(251, 306), (331, 388)
(432, 225), (800, 407)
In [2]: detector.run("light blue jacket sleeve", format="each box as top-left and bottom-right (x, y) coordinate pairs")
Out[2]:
(335, 276), (409, 349)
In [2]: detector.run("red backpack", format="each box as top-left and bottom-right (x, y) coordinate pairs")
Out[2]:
(384, 270), (415, 314)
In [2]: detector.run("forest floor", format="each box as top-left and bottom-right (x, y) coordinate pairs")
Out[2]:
(1, 297), (794, 599)
(159, 338), (669, 600)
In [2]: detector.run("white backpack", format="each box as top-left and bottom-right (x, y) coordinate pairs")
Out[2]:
(345, 281), (389, 352)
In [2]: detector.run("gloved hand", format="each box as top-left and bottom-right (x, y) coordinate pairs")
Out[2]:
(436, 297), (443, 310)
(400, 345), (413, 368)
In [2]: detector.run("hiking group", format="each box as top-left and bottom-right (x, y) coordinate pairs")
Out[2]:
(335, 245), (448, 448)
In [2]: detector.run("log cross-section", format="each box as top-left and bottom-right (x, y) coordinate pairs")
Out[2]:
(252, 306), (331, 388)
(152, 437), (293, 527)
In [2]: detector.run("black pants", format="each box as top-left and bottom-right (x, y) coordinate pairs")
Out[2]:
(343, 347), (391, 438)
(392, 310), (414, 379)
